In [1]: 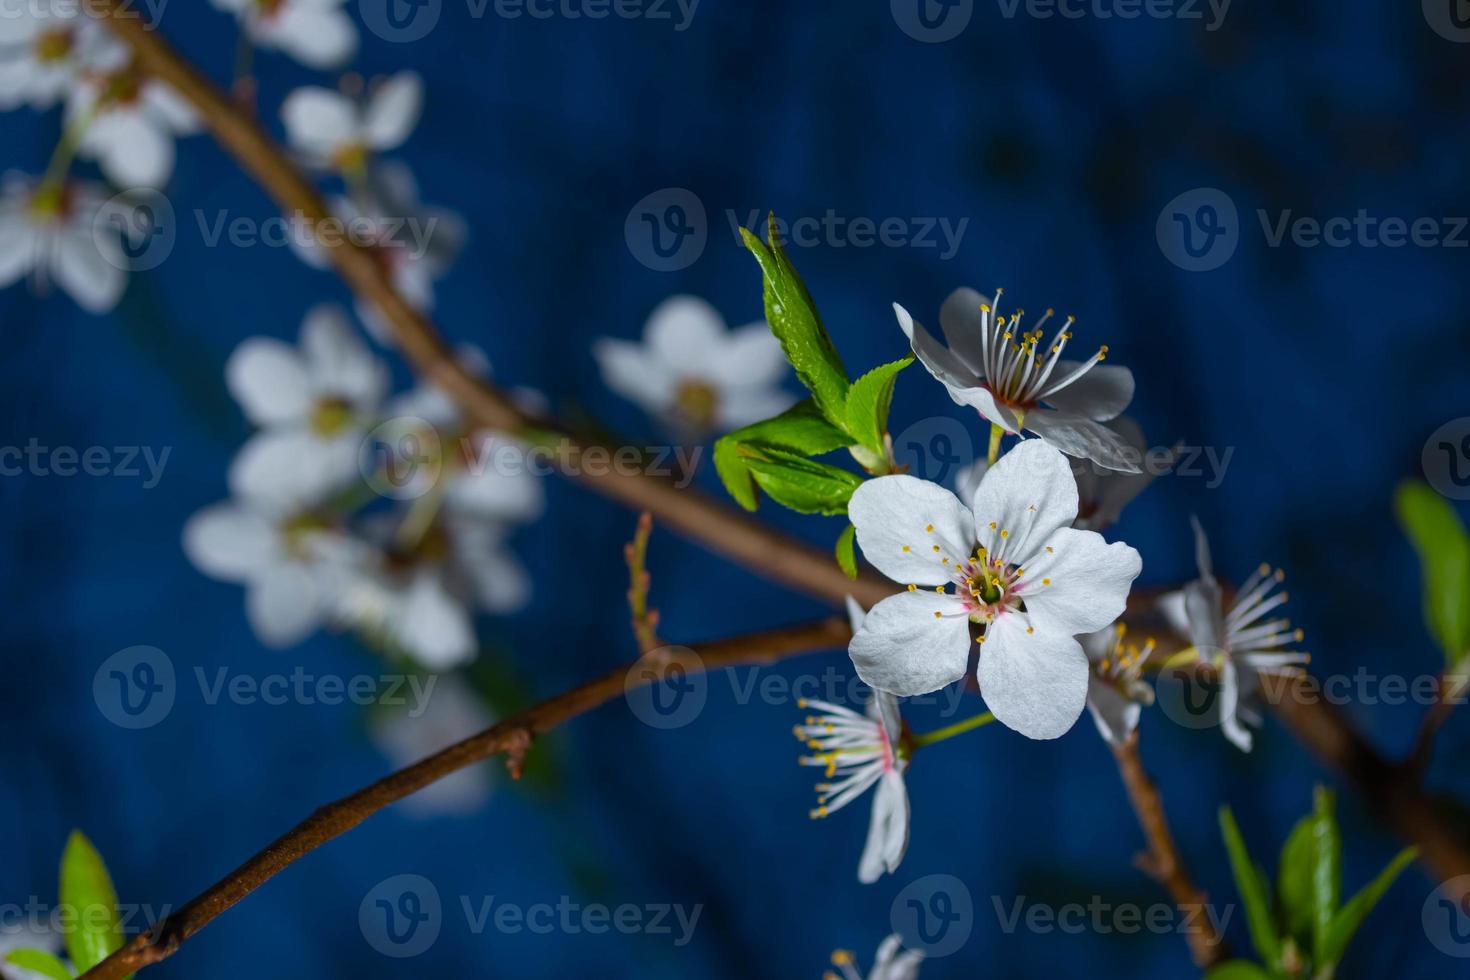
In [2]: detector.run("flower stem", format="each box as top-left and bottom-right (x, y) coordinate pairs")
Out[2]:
(40, 113), (91, 192)
(986, 424), (1003, 465)
(910, 711), (996, 749)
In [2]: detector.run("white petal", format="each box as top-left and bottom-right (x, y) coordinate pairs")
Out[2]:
(0, 213), (38, 286)
(848, 590), (972, 697)
(937, 286), (990, 373)
(717, 385), (797, 430)
(977, 616), (1088, 740)
(705, 321), (787, 389)
(845, 595), (866, 633)
(52, 227), (125, 312)
(593, 338), (673, 412)
(1189, 514), (1216, 582)
(281, 86), (357, 158)
(1086, 675), (1141, 745)
(971, 439), (1078, 563)
(1219, 657), (1251, 752)
(960, 383), (1023, 433)
(226, 337), (312, 426)
(894, 302), (984, 393)
(453, 528), (532, 614)
(644, 295), (727, 373)
(1182, 578), (1226, 652)
(397, 571), (476, 670)
(1024, 410), (1143, 474)
(857, 771), (909, 884)
(268, 5), (358, 68)
(849, 475), (975, 586)
(1041, 363), (1135, 421)
(229, 428), (357, 508)
(246, 564), (323, 647)
(1016, 527), (1142, 637)
(1077, 417), (1158, 529)
(89, 111), (173, 187)
(952, 459), (988, 509)
(444, 441), (545, 523)
(141, 82), (198, 133)
(182, 503), (277, 582)
(363, 72), (423, 151)
(299, 304), (385, 409)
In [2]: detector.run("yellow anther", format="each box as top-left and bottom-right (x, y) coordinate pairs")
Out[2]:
(907, 583), (917, 592)
(933, 611), (942, 619)
(902, 545), (911, 553)
(925, 523), (934, 532)
(932, 545), (941, 553)
(1042, 578), (1051, 585)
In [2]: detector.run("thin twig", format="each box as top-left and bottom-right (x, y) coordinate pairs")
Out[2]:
(1408, 668), (1467, 777)
(76, 617), (851, 980)
(1110, 733), (1228, 969)
(624, 512), (660, 654)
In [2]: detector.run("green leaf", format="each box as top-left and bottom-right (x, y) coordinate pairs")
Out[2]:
(740, 215), (850, 426)
(741, 446), (865, 516)
(1219, 807), (1283, 968)
(1395, 480), (1470, 665)
(4, 949), (73, 980)
(1277, 786), (1341, 962)
(59, 830), (124, 974)
(1203, 962), (1273, 980)
(844, 356), (912, 470)
(835, 524), (858, 579)
(1319, 846), (1417, 966)
(713, 399), (855, 511)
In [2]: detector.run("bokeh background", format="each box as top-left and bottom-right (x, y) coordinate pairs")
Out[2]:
(3, 1), (1469, 977)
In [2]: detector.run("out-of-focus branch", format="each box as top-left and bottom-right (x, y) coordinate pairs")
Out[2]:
(92, 2), (889, 610)
(1111, 734), (1228, 969)
(75, 617), (851, 980)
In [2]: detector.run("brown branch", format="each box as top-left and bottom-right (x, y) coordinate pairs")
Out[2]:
(1408, 668), (1467, 777)
(624, 512), (660, 654)
(91, 2), (889, 611)
(1111, 734), (1228, 969)
(76, 617), (851, 980)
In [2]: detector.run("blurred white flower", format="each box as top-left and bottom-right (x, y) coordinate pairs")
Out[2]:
(369, 673), (495, 817)
(292, 162), (465, 343)
(281, 72), (422, 175)
(1159, 517), (1310, 752)
(209, 0), (357, 69)
(847, 440), (1143, 740)
(896, 288), (1140, 473)
(593, 295), (794, 434)
(0, 173), (127, 312)
(0, 7), (126, 111)
(67, 64), (198, 188)
(826, 935), (924, 980)
(183, 496), (374, 648)
(1081, 623), (1156, 745)
(225, 305), (388, 508)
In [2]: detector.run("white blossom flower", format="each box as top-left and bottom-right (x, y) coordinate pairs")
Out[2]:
(825, 935), (923, 980)
(848, 439), (1143, 740)
(292, 162), (465, 343)
(183, 495), (373, 648)
(280, 72), (422, 175)
(0, 7), (125, 111)
(895, 288), (1140, 472)
(794, 597), (910, 884)
(67, 64), (198, 188)
(225, 305), (388, 508)
(1159, 518), (1310, 752)
(594, 295), (794, 435)
(0, 173), (127, 312)
(209, 0), (357, 69)
(1081, 623), (1156, 745)
(369, 673), (494, 816)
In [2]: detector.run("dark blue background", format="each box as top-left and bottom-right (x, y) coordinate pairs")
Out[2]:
(3, 1), (1468, 976)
